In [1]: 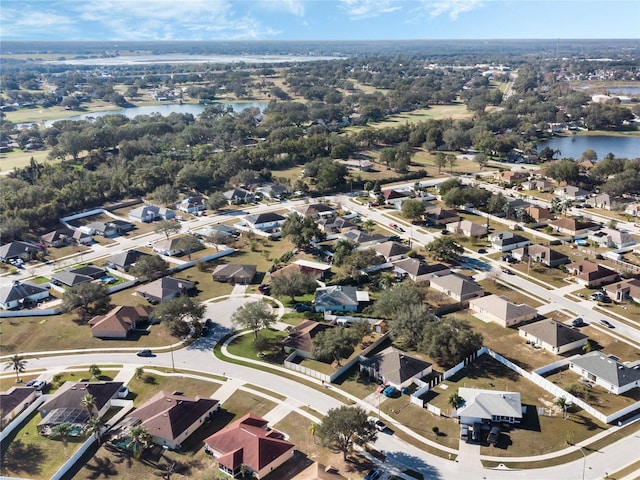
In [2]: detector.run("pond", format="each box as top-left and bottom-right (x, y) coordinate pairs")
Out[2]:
(38, 101), (269, 127)
(536, 135), (640, 160)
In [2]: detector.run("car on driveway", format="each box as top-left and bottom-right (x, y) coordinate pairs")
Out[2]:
(600, 319), (615, 329)
(136, 349), (153, 357)
(294, 303), (312, 312)
(26, 379), (46, 391)
(460, 424), (469, 440)
(487, 426), (500, 445)
(258, 284), (271, 295)
(368, 416), (387, 432)
(472, 423), (482, 442)
(382, 386), (400, 398)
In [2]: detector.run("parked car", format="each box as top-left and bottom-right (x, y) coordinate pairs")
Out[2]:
(294, 303), (312, 312)
(383, 386), (400, 398)
(501, 268), (514, 275)
(460, 424), (469, 440)
(472, 423), (482, 442)
(26, 379), (46, 391)
(258, 284), (271, 294)
(477, 248), (487, 254)
(571, 318), (585, 327)
(136, 349), (153, 357)
(201, 325), (210, 337)
(600, 319), (615, 329)
(369, 416), (387, 432)
(487, 426), (501, 444)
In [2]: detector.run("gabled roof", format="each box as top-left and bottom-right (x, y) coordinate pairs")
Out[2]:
(293, 203), (336, 216)
(361, 347), (431, 385)
(457, 387), (522, 420)
(318, 217), (356, 231)
(314, 285), (359, 308)
(107, 249), (150, 268)
(244, 212), (286, 225)
(40, 228), (91, 243)
(71, 265), (106, 278)
(392, 258), (448, 277)
(373, 241), (410, 259)
(153, 237), (185, 252)
(341, 229), (387, 245)
(511, 244), (569, 263)
(566, 261), (617, 281)
(604, 278), (640, 298)
(571, 352), (640, 388)
(40, 381), (123, 413)
(135, 276), (195, 300)
(0, 386), (36, 418)
(204, 413), (294, 473)
(489, 231), (529, 247)
(426, 207), (458, 220)
(270, 260), (329, 279)
(382, 189), (410, 200)
(0, 241), (40, 260)
(51, 270), (94, 287)
(430, 274), (484, 298)
(519, 319), (587, 348)
(525, 206), (555, 220)
(131, 391), (219, 442)
(0, 281), (48, 304)
(89, 305), (153, 335)
(224, 188), (253, 201)
(549, 218), (600, 232)
(469, 295), (537, 321)
(282, 319), (334, 353)
(212, 264), (257, 279)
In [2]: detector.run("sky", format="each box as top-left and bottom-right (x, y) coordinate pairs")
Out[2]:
(1, 0), (639, 42)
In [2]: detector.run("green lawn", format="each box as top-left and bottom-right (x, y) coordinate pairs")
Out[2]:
(477, 279), (544, 307)
(126, 372), (222, 407)
(0, 149), (53, 172)
(225, 328), (289, 364)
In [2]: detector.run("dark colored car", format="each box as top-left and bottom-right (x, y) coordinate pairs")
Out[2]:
(201, 325), (210, 337)
(472, 423), (482, 442)
(294, 303), (312, 312)
(571, 318), (585, 327)
(136, 349), (153, 357)
(258, 284), (271, 294)
(487, 426), (500, 444)
(477, 248), (487, 254)
(600, 319), (615, 329)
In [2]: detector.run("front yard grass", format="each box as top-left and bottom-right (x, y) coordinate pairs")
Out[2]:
(477, 279), (544, 308)
(225, 328), (288, 364)
(126, 371), (222, 407)
(579, 325), (640, 362)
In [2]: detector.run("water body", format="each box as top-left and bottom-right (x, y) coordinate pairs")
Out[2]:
(537, 135), (640, 160)
(45, 54), (339, 66)
(606, 87), (640, 95)
(36, 102), (269, 127)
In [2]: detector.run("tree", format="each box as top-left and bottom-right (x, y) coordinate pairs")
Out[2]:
(486, 192), (508, 215)
(175, 234), (202, 260)
(4, 354), (26, 383)
(130, 255), (168, 279)
(442, 187), (467, 208)
(402, 198), (425, 221)
(420, 318), (483, 368)
(88, 364), (101, 380)
(316, 406), (377, 460)
(127, 425), (152, 459)
(281, 214), (325, 249)
(270, 270), (318, 302)
(434, 153), (447, 174)
(449, 392), (462, 409)
(581, 149), (598, 162)
(231, 300), (275, 340)
(388, 303), (437, 350)
(154, 297), (206, 337)
(206, 191), (228, 211)
(62, 282), (110, 320)
(474, 153), (489, 170)
(361, 219), (376, 232)
(555, 396), (568, 419)
(81, 393), (97, 418)
(545, 160), (579, 185)
(332, 239), (355, 266)
(371, 282), (424, 319)
(446, 154), (458, 174)
(50, 423), (73, 457)
(151, 184), (178, 207)
(343, 248), (383, 278)
(312, 327), (360, 366)
(425, 237), (464, 263)
(155, 219), (181, 240)
(438, 178), (463, 196)
(135, 366), (145, 380)
(85, 416), (106, 445)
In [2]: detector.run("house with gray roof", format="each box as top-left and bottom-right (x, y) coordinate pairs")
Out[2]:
(135, 276), (195, 303)
(469, 295), (537, 328)
(457, 387), (523, 426)
(318, 216), (357, 234)
(519, 319), (587, 354)
(1, 386), (37, 425)
(569, 351), (640, 395)
(242, 212), (286, 231)
(105, 249), (151, 272)
(373, 241), (410, 262)
(0, 241), (41, 262)
(223, 188), (254, 204)
(588, 228), (636, 249)
(426, 207), (460, 226)
(313, 285), (369, 313)
(0, 281), (49, 310)
(510, 244), (570, 268)
(488, 231), (530, 252)
(41, 228), (92, 247)
(340, 229), (387, 248)
(360, 347), (432, 389)
(212, 264), (257, 284)
(292, 203), (336, 218)
(446, 220), (488, 238)
(392, 258), (449, 283)
(51, 270), (94, 287)
(429, 274), (484, 302)
(129, 205), (175, 222)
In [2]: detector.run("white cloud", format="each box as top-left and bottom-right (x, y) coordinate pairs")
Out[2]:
(420, 0), (484, 19)
(339, 0), (402, 19)
(0, 4), (76, 39)
(255, 0), (306, 16)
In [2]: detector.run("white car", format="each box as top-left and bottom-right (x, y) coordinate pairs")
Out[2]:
(368, 416), (387, 432)
(26, 379), (46, 391)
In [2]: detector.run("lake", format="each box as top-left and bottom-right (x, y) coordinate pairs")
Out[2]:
(38, 102), (269, 127)
(45, 54), (339, 66)
(536, 135), (640, 160)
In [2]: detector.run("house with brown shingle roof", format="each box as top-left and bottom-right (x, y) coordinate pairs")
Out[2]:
(212, 264), (257, 284)
(360, 346), (432, 389)
(204, 413), (295, 479)
(426, 207), (460, 226)
(282, 319), (335, 359)
(519, 319), (587, 354)
(445, 220), (488, 237)
(88, 305), (153, 339)
(587, 193), (611, 210)
(497, 170), (526, 186)
(129, 391), (219, 450)
(548, 218), (600, 236)
(392, 258), (449, 283)
(372, 241), (410, 262)
(41, 227), (92, 247)
(429, 274), (484, 302)
(292, 203), (336, 218)
(603, 278), (640, 303)
(271, 260), (330, 280)
(381, 189), (411, 209)
(525, 206), (555, 223)
(135, 276), (195, 303)
(1, 386), (37, 425)
(510, 244), (570, 268)
(468, 295), (538, 328)
(566, 260), (618, 288)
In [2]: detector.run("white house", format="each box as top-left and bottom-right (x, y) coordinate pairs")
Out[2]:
(457, 387), (523, 426)
(519, 319), (587, 354)
(569, 352), (640, 395)
(241, 212), (287, 231)
(488, 231), (530, 252)
(129, 205), (175, 222)
(468, 295), (537, 328)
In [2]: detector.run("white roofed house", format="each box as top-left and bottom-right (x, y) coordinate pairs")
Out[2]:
(554, 185), (590, 201)
(456, 387), (523, 426)
(488, 231), (530, 252)
(510, 244), (570, 268)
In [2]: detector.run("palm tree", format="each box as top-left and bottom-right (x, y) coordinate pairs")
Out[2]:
(52, 372), (64, 386)
(88, 364), (101, 380)
(308, 422), (318, 445)
(135, 367), (145, 380)
(81, 393), (97, 418)
(50, 422), (73, 458)
(361, 219), (376, 233)
(379, 272), (395, 290)
(127, 425), (152, 459)
(448, 392), (462, 410)
(85, 416), (107, 445)
(555, 396), (568, 419)
(4, 354), (27, 383)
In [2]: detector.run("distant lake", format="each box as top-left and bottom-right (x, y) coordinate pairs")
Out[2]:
(38, 102), (269, 127)
(606, 87), (640, 95)
(45, 54), (339, 66)
(537, 135), (640, 160)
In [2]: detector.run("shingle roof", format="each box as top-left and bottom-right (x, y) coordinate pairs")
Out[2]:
(88, 305), (153, 335)
(135, 276), (195, 301)
(131, 391), (218, 443)
(40, 228), (91, 244)
(0, 387), (36, 418)
(212, 264), (257, 280)
(0, 241), (40, 260)
(519, 319), (587, 348)
(40, 381), (123, 414)
(282, 319), (334, 353)
(457, 387), (522, 421)
(392, 257), (434, 277)
(549, 218), (600, 232)
(373, 241), (410, 259)
(244, 212), (286, 225)
(469, 295), (537, 322)
(314, 286), (359, 308)
(511, 245), (569, 263)
(430, 274), (484, 298)
(361, 347), (431, 385)
(341, 229), (387, 244)
(0, 281), (48, 304)
(571, 352), (640, 388)
(294, 203), (336, 216)
(489, 231), (529, 247)
(51, 270), (94, 287)
(107, 249), (150, 269)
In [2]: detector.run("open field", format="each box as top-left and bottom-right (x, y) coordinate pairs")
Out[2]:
(0, 149), (53, 172)
(359, 103), (475, 130)
(477, 279), (544, 308)
(3, 101), (120, 124)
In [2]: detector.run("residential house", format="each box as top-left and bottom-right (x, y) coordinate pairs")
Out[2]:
(554, 185), (591, 201)
(588, 228), (636, 249)
(1, 386), (37, 425)
(223, 188), (254, 204)
(426, 208), (460, 226)
(0, 241), (41, 262)
(340, 229), (387, 247)
(282, 319), (335, 359)
(510, 244), (570, 268)
(255, 184), (288, 200)
(88, 305), (153, 339)
(391, 258), (450, 283)
(85, 220), (134, 237)
(152, 237), (187, 256)
(293, 203), (336, 219)
(339, 158), (374, 171)
(242, 212), (286, 231)
(566, 260), (618, 288)
(587, 193), (611, 210)
(105, 249), (151, 272)
(293, 463), (348, 480)
(212, 264), (257, 284)
(318, 216), (357, 234)
(381, 189), (412, 209)
(578, 159), (595, 172)
(51, 270), (94, 287)
(360, 347), (432, 389)
(569, 352), (640, 395)
(0, 281), (49, 310)
(526, 206), (555, 224)
(204, 413), (295, 479)
(624, 203), (640, 217)
(522, 179), (552, 192)
(203, 224), (239, 240)
(372, 241), (411, 262)
(488, 231), (530, 252)
(38, 381), (123, 432)
(429, 274), (484, 302)
(313, 285), (369, 313)
(108, 220), (135, 234)
(497, 170), (526, 186)
(456, 387), (523, 426)
(40, 228), (92, 247)
(271, 259), (330, 280)
(468, 295), (537, 328)
(446, 220), (488, 238)
(548, 218), (600, 237)
(128, 391), (219, 450)
(135, 276), (195, 303)
(519, 319), (587, 354)
(603, 278), (640, 303)
(177, 196), (206, 214)
(129, 205), (175, 222)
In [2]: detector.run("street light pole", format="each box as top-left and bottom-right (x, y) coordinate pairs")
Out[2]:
(170, 343), (175, 373)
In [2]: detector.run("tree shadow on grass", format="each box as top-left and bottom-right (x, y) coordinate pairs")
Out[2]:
(385, 451), (444, 479)
(0, 439), (44, 477)
(85, 456), (119, 478)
